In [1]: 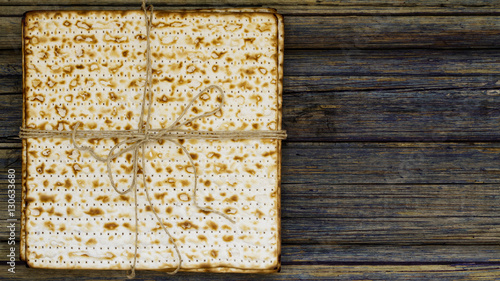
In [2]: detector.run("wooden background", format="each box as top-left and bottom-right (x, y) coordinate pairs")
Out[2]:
(1, 0), (500, 280)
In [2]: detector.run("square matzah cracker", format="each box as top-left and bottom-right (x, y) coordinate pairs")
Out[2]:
(21, 8), (284, 273)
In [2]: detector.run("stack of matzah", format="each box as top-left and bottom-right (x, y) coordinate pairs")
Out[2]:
(21, 8), (283, 273)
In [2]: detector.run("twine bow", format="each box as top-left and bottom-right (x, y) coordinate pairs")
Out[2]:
(20, 0), (286, 278)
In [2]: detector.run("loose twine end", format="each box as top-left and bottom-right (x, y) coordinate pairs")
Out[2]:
(127, 267), (136, 279)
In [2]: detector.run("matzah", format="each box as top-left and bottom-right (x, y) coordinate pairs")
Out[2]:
(21, 8), (284, 273)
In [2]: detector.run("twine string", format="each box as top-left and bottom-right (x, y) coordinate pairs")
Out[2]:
(21, 128), (287, 140)
(19, 0), (286, 278)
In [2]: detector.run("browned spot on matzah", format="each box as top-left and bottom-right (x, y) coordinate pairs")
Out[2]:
(255, 209), (264, 218)
(222, 235), (234, 242)
(36, 163), (45, 174)
(33, 207), (43, 216)
(210, 250), (218, 258)
(224, 207), (237, 215)
(207, 152), (220, 159)
(96, 195), (110, 203)
(64, 179), (71, 188)
(214, 163), (227, 173)
(104, 222), (119, 230)
(178, 221), (198, 230)
(117, 195), (130, 203)
(245, 168), (256, 175)
(206, 220), (218, 231)
(39, 194), (56, 203)
(85, 238), (97, 246)
(177, 193), (190, 201)
(84, 207), (104, 216)
(123, 223), (134, 231)
(154, 192), (168, 200)
(263, 150), (277, 157)
(44, 221), (55, 232)
(74, 34), (97, 43)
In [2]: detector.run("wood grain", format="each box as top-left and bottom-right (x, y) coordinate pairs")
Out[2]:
(2, 182), (499, 219)
(5, 49), (500, 76)
(2, 48), (500, 142)
(1, 142), (499, 244)
(2, 5), (500, 16)
(4, 88), (500, 142)
(2, 15), (500, 49)
(3, 142), (500, 185)
(4, 74), (499, 95)
(3, 213), (499, 244)
(1, 0), (500, 279)
(0, 264), (499, 280)
(2, 243), (500, 263)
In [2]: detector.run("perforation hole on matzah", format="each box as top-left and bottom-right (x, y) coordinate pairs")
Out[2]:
(23, 10), (281, 271)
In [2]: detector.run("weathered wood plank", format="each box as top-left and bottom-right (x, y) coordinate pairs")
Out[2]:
(0, 51), (21, 76)
(1, 264), (499, 280)
(281, 183), (500, 218)
(3, 215), (499, 244)
(281, 217), (500, 244)
(2, 243), (500, 264)
(284, 49), (500, 76)
(284, 89), (500, 142)
(6, 51), (500, 91)
(286, 16), (500, 49)
(1, 0), (499, 280)
(2, 181), (499, 219)
(1, 143), (499, 243)
(2, 49), (500, 142)
(5, 49), (500, 76)
(4, 87), (500, 142)
(281, 142), (500, 184)
(285, 76), (500, 93)
(3, 16), (500, 49)
(4, 74), (499, 95)
(2, 5), (500, 16)
(3, 143), (500, 185)
(0, 76), (21, 94)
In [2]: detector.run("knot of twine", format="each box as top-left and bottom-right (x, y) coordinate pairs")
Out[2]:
(19, 0), (286, 278)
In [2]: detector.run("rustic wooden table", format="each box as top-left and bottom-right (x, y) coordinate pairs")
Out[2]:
(1, 0), (500, 280)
